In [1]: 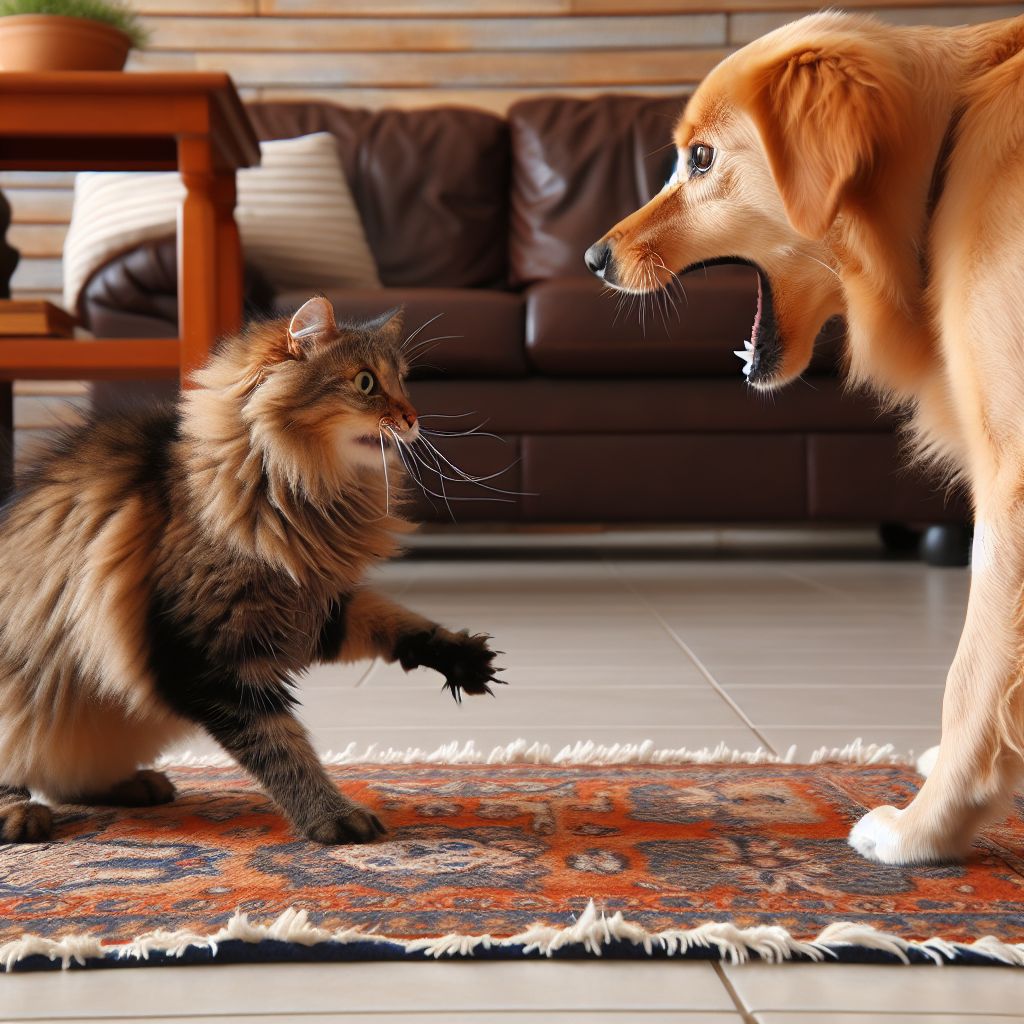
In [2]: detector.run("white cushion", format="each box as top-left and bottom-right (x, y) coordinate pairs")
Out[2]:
(62, 132), (381, 312)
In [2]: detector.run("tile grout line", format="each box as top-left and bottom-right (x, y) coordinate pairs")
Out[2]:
(713, 961), (758, 1024)
(605, 562), (778, 756)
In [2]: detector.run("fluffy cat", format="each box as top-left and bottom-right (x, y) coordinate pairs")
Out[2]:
(0, 296), (501, 844)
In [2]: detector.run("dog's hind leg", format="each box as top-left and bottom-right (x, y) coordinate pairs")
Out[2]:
(851, 475), (1024, 864)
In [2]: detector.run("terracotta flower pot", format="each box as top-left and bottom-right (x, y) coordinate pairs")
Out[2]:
(0, 14), (132, 72)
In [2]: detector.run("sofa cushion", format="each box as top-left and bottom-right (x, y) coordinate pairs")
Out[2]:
(274, 288), (527, 379)
(508, 94), (685, 286)
(526, 271), (843, 377)
(247, 103), (510, 290)
(64, 133), (380, 314)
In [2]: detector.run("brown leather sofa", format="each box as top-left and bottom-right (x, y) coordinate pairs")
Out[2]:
(75, 94), (967, 553)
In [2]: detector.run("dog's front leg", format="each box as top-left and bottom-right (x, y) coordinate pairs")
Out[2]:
(850, 485), (1024, 865)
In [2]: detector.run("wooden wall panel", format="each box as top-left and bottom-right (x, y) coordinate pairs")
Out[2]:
(5, 0), (1022, 310)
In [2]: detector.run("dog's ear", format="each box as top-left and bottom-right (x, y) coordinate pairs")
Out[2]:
(734, 41), (905, 240)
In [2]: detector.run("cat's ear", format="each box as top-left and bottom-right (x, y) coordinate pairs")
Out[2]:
(364, 306), (405, 348)
(287, 296), (337, 358)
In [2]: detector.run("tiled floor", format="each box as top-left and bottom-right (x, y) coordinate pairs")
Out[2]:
(10, 532), (1024, 1022)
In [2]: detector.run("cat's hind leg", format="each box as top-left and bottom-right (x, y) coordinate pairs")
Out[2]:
(72, 769), (176, 807)
(0, 784), (53, 843)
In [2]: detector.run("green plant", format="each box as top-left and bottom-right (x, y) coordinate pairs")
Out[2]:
(0, 0), (148, 48)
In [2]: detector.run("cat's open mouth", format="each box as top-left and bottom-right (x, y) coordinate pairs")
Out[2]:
(680, 258), (782, 385)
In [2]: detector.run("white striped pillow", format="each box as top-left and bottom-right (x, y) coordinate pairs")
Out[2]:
(62, 132), (381, 313)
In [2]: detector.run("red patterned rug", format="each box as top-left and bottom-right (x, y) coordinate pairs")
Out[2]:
(3, 747), (1024, 970)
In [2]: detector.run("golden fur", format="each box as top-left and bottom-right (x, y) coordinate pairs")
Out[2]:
(589, 11), (1024, 864)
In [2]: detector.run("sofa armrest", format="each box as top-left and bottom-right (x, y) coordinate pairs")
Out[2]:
(79, 236), (275, 338)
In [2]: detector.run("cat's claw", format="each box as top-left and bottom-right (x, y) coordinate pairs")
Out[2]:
(397, 626), (506, 702)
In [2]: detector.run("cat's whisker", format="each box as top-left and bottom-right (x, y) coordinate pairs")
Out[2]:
(397, 437), (515, 506)
(400, 312), (445, 351)
(386, 427), (439, 515)
(422, 426), (506, 443)
(405, 334), (464, 360)
(378, 425), (391, 518)
(419, 411), (478, 421)
(414, 435), (532, 497)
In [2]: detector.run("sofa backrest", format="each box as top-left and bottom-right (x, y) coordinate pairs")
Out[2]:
(245, 102), (511, 291)
(507, 93), (686, 287)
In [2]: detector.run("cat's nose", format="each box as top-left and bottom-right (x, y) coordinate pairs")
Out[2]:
(585, 240), (613, 280)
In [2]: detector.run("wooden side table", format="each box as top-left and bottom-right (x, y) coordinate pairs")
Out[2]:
(0, 72), (259, 497)
(0, 72), (259, 383)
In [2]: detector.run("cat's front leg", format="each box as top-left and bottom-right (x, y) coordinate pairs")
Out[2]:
(200, 704), (385, 844)
(320, 590), (504, 702)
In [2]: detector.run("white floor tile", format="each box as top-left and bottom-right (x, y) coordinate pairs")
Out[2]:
(1, 962), (734, 1018)
(353, 659), (709, 689)
(295, 680), (744, 731)
(20, 1015), (746, 1024)
(755, 1015), (1024, 1024)
(724, 963), (1024, 1015)
(710, 666), (947, 689)
(724, 685), (943, 729)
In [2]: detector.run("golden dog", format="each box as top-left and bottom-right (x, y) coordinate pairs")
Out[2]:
(586, 11), (1024, 865)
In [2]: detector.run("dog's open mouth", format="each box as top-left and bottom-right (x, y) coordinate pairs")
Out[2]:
(680, 258), (782, 385)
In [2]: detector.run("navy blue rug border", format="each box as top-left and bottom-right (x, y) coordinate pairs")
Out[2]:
(7, 938), (1018, 972)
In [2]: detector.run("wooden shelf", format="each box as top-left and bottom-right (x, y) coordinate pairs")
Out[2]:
(0, 338), (182, 380)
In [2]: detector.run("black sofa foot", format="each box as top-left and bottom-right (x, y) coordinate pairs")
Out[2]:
(878, 522), (923, 556)
(920, 524), (972, 568)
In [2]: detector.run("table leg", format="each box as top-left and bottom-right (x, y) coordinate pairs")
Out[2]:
(0, 381), (13, 500)
(178, 138), (218, 387)
(213, 172), (243, 339)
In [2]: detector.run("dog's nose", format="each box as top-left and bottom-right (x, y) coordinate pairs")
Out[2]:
(585, 241), (612, 278)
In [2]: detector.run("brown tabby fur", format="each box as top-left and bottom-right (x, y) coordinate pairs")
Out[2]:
(0, 297), (501, 844)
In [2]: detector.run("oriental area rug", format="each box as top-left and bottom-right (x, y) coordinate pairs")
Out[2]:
(2, 741), (1023, 970)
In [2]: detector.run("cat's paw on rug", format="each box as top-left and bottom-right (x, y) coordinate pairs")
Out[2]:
(306, 802), (387, 845)
(0, 799), (53, 843)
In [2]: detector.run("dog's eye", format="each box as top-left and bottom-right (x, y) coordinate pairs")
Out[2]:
(689, 144), (715, 176)
(354, 370), (377, 395)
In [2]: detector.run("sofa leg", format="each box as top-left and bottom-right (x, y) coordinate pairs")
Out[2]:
(920, 523), (972, 568)
(878, 522), (922, 556)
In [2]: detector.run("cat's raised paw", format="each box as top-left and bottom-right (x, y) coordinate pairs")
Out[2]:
(437, 630), (505, 703)
(0, 800), (53, 843)
(306, 803), (387, 845)
(396, 627), (505, 703)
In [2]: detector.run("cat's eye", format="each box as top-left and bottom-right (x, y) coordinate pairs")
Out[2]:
(354, 370), (377, 395)
(689, 143), (715, 176)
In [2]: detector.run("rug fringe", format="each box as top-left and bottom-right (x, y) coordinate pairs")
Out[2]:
(4, 898), (1022, 971)
(158, 736), (918, 769)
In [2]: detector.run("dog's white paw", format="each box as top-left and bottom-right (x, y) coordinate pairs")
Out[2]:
(916, 745), (939, 779)
(849, 805), (908, 864)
